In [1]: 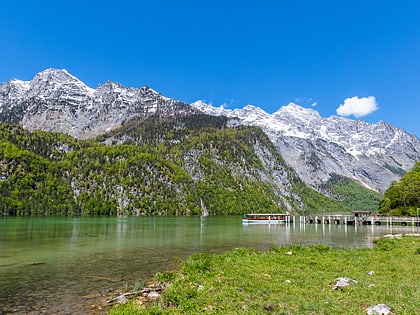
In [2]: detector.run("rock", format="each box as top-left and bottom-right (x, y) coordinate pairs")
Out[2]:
(366, 304), (392, 315)
(117, 295), (127, 304)
(147, 291), (160, 299)
(332, 277), (357, 290)
(382, 234), (402, 239)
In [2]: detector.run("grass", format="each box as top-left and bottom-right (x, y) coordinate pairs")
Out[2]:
(109, 236), (420, 314)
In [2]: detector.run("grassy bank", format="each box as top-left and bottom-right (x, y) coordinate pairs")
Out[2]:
(110, 236), (419, 314)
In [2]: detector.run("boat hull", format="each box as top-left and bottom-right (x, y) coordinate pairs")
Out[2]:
(242, 219), (287, 224)
(242, 213), (291, 225)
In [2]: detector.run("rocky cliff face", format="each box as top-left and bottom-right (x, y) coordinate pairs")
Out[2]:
(191, 101), (420, 193)
(0, 69), (197, 139)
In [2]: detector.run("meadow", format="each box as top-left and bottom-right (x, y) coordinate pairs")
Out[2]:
(110, 235), (419, 314)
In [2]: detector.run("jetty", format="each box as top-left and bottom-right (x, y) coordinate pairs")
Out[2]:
(301, 211), (420, 226)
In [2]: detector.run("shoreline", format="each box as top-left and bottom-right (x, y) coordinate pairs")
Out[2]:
(109, 234), (420, 314)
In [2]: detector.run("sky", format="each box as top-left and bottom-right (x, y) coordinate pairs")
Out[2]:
(1, 0), (419, 137)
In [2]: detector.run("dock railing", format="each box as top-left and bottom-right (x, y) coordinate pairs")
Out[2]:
(302, 214), (420, 226)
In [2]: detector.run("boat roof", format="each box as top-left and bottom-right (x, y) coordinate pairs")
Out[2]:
(245, 213), (288, 215)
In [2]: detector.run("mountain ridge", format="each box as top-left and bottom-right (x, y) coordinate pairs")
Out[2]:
(1, 69), (419, 195)
(191, 101), (420, 193)
(0, 68), (197, 139)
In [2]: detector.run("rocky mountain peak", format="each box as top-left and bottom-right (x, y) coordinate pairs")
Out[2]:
(0, 79), (30, 101)
(28, 68), (95, 99)
(32, 68), (74, 82)
(0, 69), (194, 139)
(273, 102), (321, 121)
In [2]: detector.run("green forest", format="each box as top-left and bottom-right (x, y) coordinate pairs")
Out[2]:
(0, 117), (384, 216)
(378, 161), (420, 216)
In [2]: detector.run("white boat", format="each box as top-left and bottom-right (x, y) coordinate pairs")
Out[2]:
(242, 213), (290, 224)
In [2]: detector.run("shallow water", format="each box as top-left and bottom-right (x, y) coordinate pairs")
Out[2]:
(0, 216), (417, 314)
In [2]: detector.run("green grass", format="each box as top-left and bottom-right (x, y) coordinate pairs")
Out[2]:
(110, 236), (420, 314)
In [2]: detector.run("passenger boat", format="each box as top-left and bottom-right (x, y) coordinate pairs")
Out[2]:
(242, 213), (290, 224)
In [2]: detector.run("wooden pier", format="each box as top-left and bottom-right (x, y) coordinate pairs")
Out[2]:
(302, 215), (420, 226)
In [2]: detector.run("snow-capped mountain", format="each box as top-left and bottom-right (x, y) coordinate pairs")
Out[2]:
(1, 69), (419, 193)
(0, 69), (196, 139)
(191, 101), (420, 193)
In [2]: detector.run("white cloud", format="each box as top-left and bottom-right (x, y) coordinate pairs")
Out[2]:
(336, 96), (378, 118)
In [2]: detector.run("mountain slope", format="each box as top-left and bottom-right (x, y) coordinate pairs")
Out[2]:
(1, 118), (382, 216)
(0, 120), (305, 215)
(192, 101), (420, 193)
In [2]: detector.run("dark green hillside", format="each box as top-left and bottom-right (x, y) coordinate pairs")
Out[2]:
(0, 121), (297, 216)
(0, 123), (90, 159)
(99, 116), (351, 214)
(379, 161), (420, 216)
(0, 118), (383, 216)
(318, 173), (382, 212)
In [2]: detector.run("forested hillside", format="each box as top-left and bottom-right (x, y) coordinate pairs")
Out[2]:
(0, 116), (382, 216)
(379, 161), (420, 216)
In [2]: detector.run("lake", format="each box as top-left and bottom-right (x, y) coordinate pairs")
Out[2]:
(0, 216), (417, 314)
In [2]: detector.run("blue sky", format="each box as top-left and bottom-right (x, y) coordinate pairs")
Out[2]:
(1, 0), (419, 136)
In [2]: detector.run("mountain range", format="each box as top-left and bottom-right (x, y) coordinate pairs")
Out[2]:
(192, 101), (420, 194)
(1, 68), (419, 202)
(0, 69), (197, 139)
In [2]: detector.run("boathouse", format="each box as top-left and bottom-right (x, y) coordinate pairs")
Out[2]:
(352, 210), (372, 218)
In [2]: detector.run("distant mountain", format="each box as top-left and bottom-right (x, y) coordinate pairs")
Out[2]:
(191, 101), (420, 193)
(1, 68), (419, 199)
